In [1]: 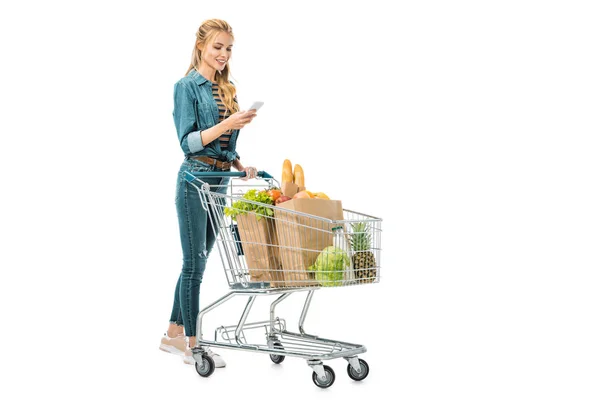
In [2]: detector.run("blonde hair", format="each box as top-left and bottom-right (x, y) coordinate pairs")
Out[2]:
(186, 19), (239, 116)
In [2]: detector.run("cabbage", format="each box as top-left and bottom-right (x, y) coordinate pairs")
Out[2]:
(309, 246), (350, 287)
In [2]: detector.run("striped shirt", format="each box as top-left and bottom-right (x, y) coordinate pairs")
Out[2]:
(212, 82), (237, 151)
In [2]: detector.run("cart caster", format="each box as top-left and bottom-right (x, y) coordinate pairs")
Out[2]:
(312, 365), (335, 389)
(269, 342), (285, 364)
(195, 354), (215, 378)
(347, 358), (369, 381)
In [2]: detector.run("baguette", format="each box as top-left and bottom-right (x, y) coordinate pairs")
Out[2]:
(282, 159), (293, 183)
(293, 164), (305, 187)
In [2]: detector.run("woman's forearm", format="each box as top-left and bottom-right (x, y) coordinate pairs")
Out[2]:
(233, 159), (244, 171)
(200, 119), (232, 146)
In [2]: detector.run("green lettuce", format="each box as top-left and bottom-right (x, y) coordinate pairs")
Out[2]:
(224, 189), (274, 221)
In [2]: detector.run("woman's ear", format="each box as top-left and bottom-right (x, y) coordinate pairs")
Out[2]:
(196, 41), (203, 51)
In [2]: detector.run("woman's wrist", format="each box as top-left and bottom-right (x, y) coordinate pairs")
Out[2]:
(221, 119), (232, 132)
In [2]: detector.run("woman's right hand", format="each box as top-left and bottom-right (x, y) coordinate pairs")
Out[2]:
(226, 110), (257, 130)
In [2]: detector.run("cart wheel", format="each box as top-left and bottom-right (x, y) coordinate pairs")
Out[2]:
(195, 354), (215, 378)
(312, 365), (335, 389)
(269, 342), (285, 364)
(347, 358), (369, 381)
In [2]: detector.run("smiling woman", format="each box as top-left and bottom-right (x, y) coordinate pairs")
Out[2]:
(188, 24), (236, 119)
(159, 18), (259, 369)
(209, 38), (233, 68)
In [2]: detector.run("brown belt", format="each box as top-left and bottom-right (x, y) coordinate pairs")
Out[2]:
(190, 155), (232, 170)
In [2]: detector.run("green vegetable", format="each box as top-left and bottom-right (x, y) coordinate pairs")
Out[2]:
(309, 246), (350, 287)
(224, 189), (275, 221)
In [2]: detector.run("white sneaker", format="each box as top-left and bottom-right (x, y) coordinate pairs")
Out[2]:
(182, 347), (195, 365)
(204, 347), (226, 368)
(159, 332), (186, 355)
(183, 346), (226, 368)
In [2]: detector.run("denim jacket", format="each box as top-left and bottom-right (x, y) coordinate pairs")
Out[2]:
(172, 69), (241, 162)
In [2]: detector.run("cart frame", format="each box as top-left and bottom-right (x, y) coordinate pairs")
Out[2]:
(183, 170), (379, 388)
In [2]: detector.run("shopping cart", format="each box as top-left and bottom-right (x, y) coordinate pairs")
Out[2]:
(184, 170), (382, 388)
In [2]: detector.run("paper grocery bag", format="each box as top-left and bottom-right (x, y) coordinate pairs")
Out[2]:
(281, 181), (306, 199)
(274, 198), (344, 287)
(236, 213), (284, 287)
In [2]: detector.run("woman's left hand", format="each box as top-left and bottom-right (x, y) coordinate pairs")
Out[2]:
(241, 166), (258, 181)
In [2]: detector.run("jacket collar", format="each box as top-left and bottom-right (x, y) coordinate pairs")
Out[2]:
(189, 68), (215, 86)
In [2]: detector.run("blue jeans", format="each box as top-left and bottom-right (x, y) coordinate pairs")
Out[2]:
(169, 158), (230, 337)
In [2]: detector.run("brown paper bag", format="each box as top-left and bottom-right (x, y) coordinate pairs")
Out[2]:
(236, 213), (284, 287)
(281, 181), (306, 199)
(274, 198), (344, 287)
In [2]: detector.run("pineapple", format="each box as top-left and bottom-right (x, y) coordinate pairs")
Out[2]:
(350, 222), (377, 283)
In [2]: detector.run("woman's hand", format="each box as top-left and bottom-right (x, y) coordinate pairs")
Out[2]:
(226, 110), (257, 130)
(241, 166), (258, 181)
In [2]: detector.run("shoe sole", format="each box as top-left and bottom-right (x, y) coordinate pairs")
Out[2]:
(182, 352), (227, 368)
(183, 355), (196, 365)
(159, 343), (185, 356)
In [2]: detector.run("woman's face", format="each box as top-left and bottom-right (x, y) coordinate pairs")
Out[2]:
(199, 32), (233, 72)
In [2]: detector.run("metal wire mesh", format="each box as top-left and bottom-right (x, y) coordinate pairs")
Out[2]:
(191, 178), (382, 290)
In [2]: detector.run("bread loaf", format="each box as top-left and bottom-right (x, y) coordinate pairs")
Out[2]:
(293, 164), (305, 187)
(282, 159), (293, 183)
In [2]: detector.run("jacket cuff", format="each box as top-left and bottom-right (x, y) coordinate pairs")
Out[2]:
(187, 131), (204, 153)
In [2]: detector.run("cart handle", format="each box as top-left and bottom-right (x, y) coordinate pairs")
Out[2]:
(184, 170), (274, 182)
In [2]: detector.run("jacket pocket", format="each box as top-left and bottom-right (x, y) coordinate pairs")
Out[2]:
(196, 102), (214, 130)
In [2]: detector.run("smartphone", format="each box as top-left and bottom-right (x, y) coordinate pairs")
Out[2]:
(248, 101), (264, 112)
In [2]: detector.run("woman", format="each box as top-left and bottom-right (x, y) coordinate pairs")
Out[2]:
(159, 19), (258, 367)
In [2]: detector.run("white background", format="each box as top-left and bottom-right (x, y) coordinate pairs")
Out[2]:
(1, 0), (599, 398)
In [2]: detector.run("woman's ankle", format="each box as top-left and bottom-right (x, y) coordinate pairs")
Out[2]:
(167, 323), (184, 337)
(188, 336), (197, 348)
